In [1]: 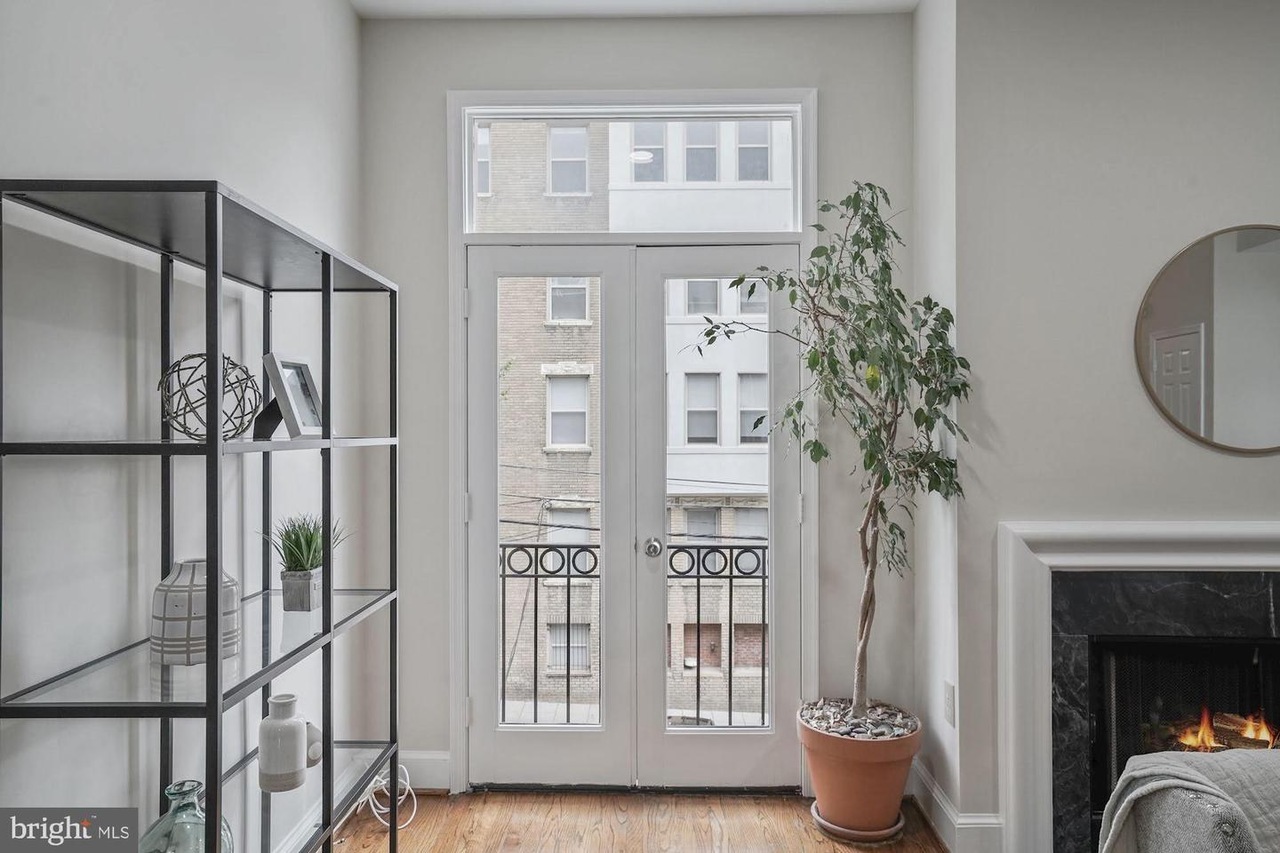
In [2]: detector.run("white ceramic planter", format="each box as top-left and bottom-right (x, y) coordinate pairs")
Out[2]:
(259, 693), (322, 793)
(150, 558), (241, 666)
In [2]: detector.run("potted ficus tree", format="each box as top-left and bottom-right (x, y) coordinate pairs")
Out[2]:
(699, 181), (970, 841)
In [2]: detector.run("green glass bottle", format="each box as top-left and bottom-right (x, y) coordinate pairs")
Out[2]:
(138, 781), (233, 853)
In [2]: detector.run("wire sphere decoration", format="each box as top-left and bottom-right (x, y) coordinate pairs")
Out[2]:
(158, 353), (262, 441)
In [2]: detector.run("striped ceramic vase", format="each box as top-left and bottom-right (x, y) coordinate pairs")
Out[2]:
(149, 558), (242, 666)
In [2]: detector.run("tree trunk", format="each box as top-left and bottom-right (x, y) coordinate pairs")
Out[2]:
(851, 560), (876, 711)
(852, 495), (882, 713)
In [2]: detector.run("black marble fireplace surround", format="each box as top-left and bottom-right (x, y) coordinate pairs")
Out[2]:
(1051, 570), (1280, 853)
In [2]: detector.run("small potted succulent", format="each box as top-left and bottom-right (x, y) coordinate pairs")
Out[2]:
(268, 514), (350, 612)
(699, 181), (970, 841)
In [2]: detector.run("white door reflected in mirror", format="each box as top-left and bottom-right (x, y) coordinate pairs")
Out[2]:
(1136, 226), (1280, 453)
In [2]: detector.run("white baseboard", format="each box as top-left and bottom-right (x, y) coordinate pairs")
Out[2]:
(399, 749), (453, 791)
(909, 762), (1002, 853)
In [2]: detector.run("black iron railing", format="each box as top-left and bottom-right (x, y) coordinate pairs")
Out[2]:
(668, 542), (768, 728)
(496, 541), (768, 728)
(499, 543), (601, 724)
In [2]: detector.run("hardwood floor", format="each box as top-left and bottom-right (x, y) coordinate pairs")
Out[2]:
(334, 792), (946, 852)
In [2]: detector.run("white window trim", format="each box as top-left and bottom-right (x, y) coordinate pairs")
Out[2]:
(545, 277), (592, 325)
(685, 278), (721, 317)
(684, 372), (720, 446)
(541, 362), (595, 376)
(631, 121), (667, 184)
(683, 122), (720, 183)
(684, 506), (721, 540)
(447, 88), (818, 795)
(547, 622), (592, 674)
(735, 120), (771, 183)
(474, 124), (493, 197)
(546, 125), (591, 197)
(738, 277), (769, 316)
(738, 373), (769, 445)
(545, 373), (590, 450)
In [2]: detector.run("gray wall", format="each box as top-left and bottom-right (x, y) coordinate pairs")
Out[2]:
(359, 13), (916, 760)
(0, 0), (369, 838)
(911, 0), (961, 820)
(955, 0), (1280, 818)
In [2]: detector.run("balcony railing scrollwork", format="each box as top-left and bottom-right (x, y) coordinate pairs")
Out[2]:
(497, 541), (768, 728)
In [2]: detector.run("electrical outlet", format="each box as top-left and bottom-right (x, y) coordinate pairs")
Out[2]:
(944, 681), (956, 727)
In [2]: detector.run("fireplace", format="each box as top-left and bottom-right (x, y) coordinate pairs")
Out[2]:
(1089, 638), (1280, 819)
(1049, 569), (1280, 852)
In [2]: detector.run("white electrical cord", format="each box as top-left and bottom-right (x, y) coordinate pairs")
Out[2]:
(359, 764), (417, 829)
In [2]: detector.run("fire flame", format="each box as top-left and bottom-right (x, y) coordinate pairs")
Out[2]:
(1178, 706), (1220, 750)
(1176, 706), (1276, 751)
(1243, 714), (1275, 746)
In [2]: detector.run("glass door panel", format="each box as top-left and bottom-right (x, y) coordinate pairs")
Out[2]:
(664, 276), (771, 730)
(467, 246), (633, 786)
(496, 274), (602, 726)
(635, 246), (801, 787)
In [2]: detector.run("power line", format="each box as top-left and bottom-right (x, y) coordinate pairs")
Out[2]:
(499, 461), (767, 491)
(497, 517), (768, 542)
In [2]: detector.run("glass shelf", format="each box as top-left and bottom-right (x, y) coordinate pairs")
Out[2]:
(0, 590), (394, 715)
(221, 740), (393, 853)
(0, 437), (397, 456)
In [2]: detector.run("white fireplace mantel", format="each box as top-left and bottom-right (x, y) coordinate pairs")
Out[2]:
(996, 521), (1280, 853)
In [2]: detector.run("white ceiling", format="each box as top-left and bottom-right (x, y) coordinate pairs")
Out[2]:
(350, 0), (916, 19)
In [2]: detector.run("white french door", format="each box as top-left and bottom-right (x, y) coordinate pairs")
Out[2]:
(466, 243), (801, 787)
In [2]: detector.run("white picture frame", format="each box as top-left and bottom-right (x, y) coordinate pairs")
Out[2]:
(263, 354), (324, 438)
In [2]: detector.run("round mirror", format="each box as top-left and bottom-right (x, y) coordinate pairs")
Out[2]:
(1136, 225), (1280, 454)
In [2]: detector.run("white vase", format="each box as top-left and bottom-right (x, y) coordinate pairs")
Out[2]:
(149, 558), (241, 666)
(259, 693), (322, 793)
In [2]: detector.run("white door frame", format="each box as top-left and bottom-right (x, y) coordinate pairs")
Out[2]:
(446, 89), (819, 793)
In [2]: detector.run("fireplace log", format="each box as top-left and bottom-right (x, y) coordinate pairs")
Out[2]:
(1213, 712), (1274, 750)
(1159, 712), (1274, 752)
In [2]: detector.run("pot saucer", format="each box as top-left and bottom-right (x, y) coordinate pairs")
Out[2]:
(810, 802), (904, 844)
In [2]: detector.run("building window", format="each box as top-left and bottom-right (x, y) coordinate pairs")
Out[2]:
(738, 374), (768, 444)
(739, 278), (767, 315)
(547, 277), (589, 322)
(735, 507), (768, 542)
(547, 375), (589, 446)
(684, 122), (719, 182)
(548, 126), (588, 194)
(632, 121), (666, 182)
(547, 507), (590, 544)
(474, 125), (492, 195)
(732, 623), (767, 667)
(549, 622), (590, 671)
(737, 121), (770, 181)
(685, 279), (720, 316)
(685, 507), (720, 541)
(683, 623), (722, 668)
(685, 374), (719, 444)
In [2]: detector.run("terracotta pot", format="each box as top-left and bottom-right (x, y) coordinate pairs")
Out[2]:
(798, 709), (922, 841)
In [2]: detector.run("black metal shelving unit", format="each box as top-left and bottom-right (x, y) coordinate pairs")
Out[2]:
(0, 180), (400, 853)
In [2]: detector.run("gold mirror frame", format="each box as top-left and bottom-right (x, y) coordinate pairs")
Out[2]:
(1134, 223), (1280, 456)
